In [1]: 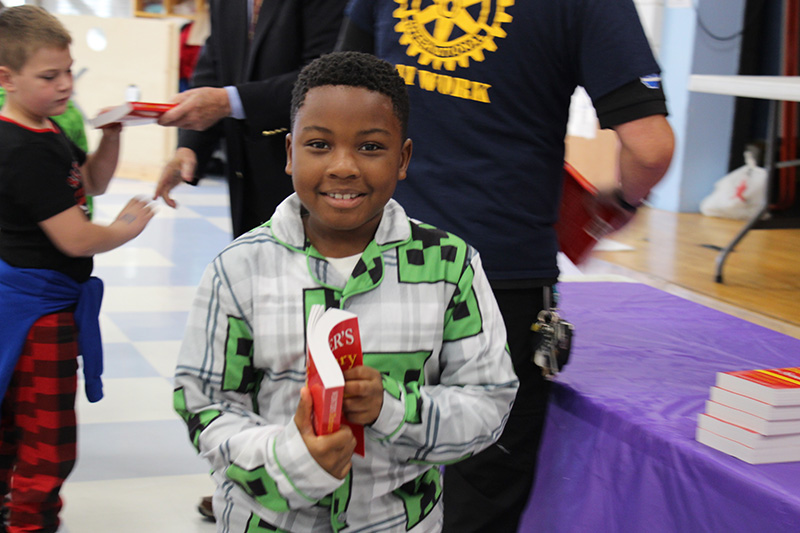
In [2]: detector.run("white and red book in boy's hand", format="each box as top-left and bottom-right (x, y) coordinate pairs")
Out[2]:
(88, 101), (176, 128)
(305, 305), (365, 456)
(715, 367), (800, 406)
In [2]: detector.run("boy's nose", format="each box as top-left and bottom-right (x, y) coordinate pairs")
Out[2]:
(59, 72), (73, 92)
(328, 150), (359, 179)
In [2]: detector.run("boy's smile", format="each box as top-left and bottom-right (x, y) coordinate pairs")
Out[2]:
(286, 85), (412, 258)
(0, 46), (73, 128)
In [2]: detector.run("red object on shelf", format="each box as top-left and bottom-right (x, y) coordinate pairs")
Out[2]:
(775, 0), (798, 210)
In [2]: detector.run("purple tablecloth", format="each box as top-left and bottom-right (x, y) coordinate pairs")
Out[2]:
(521, 282), (800, 532)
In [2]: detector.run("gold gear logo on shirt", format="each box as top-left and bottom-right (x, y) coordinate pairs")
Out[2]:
(393, 0), (514, 71)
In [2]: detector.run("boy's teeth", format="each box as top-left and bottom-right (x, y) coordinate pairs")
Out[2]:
(330, 193), (358, 199)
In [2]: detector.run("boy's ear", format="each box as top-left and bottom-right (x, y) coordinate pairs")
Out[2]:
(284, 133), (293, 175)
(397, 138), (413, 181)
(0, 66), (14, 91)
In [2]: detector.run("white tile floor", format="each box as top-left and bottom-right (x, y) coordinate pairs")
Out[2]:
(61, 176), (231, 533)
(56, 175), (626, 532)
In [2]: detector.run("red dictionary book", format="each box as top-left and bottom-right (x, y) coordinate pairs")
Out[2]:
(88, 101), (176, 128)
(555, 162), (618, 265)
(305, 305), (365, 456)
(715, 367), (800, 406)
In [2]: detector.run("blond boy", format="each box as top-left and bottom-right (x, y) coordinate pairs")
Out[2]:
(0, 6), (154, 531)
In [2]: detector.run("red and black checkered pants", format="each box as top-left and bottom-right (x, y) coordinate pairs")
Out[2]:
(0, 311), (78, 533)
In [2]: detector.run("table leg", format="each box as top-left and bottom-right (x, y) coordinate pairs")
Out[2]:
(715, 98), (777, 283)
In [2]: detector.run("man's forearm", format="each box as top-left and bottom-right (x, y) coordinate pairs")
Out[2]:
(614, 114), (675, 204)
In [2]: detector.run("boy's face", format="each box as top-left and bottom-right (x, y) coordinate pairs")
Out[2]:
(286, 85), (412, 257)
(0, 46), (73, 125)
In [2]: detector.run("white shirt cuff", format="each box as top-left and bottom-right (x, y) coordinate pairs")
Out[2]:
(225, 85), (245, 119)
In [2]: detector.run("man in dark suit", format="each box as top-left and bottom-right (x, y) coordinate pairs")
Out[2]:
(155, 0), (348, 238)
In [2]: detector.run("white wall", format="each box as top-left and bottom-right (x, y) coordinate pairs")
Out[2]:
(634, 0), (665, 56)
(650, 0), (746, 212)
(57, 14), (181, 181)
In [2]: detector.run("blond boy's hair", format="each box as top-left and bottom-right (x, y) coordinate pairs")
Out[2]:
(0, 5), (71, 72)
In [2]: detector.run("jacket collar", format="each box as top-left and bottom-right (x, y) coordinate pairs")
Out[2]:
(268, 193), (411, 253)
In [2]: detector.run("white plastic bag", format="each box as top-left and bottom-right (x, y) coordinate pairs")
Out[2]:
(700, 151), (768, 220)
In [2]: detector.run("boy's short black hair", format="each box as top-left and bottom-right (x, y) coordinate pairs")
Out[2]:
(291, 51), (410, 138)
(0, 6), (71, 72)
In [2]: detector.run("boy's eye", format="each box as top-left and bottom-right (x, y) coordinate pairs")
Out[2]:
(360, 143), (383, 152)
(307, 140), (329, 150)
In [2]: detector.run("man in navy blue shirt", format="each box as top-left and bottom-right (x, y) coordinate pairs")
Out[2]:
(337, 1), (675, 531)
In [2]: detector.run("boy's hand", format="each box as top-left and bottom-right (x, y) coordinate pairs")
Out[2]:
(112, 196), (155, 239)
(294, 387), (356, 480)
(98, 122), (122, 136)
(343, 366), (384, 426)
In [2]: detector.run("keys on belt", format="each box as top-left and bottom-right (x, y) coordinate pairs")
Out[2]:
(531, 286), (574, 377)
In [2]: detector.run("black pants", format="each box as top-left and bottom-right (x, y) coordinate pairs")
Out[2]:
(443, 286), (552, 533)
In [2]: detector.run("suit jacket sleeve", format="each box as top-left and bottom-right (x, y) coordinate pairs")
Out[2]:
(235, 0), (347, 132)
(177, 23), (225, 164)
(178, 0), (346, 158)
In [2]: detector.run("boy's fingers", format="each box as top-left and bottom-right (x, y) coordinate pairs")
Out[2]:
(294, 387), (314, 437)
(343, 366), (371, 379)
(344, 373), (382, 396)
(329, 427), (357, 465)
(334, 423), (354, 441)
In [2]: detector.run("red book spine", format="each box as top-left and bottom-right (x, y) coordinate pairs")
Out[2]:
(730, 368), (800, 389)
(306, 346), (344, 436)
(328, 317), (366, 456)
(127, 102), (176, 118)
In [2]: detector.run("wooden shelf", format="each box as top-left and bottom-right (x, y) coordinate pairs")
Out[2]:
(133, 0), (205, 20)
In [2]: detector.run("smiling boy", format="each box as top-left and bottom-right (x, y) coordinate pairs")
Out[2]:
(173, 51), (518, 532)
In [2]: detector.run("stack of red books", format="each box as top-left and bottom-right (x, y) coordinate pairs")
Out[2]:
(696, 367), (800, 464)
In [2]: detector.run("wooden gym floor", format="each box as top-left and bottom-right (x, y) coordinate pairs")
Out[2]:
(580, 206), (800, 340)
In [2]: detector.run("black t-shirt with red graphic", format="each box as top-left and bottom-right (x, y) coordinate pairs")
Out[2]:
(0, 116), (91, 282)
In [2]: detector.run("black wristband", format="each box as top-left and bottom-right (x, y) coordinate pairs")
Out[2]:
(614, 189), (640, 213)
